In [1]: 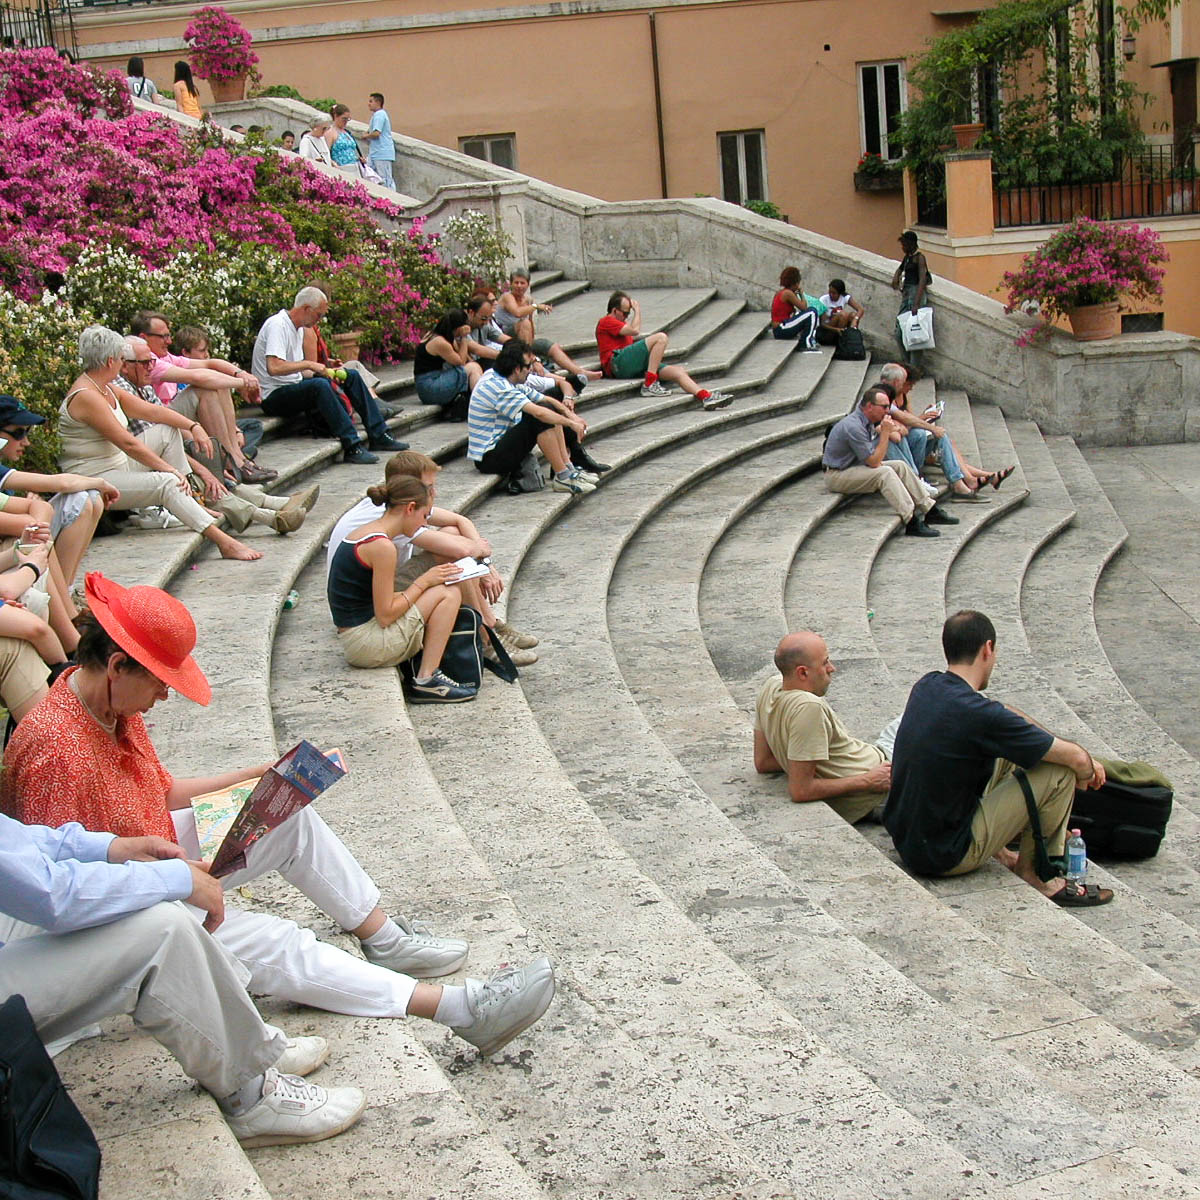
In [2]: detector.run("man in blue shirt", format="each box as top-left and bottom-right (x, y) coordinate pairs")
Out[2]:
(883, 610), (1113, 906)
(0, 813), (367, 1146)
(366, 92), (396, 189)
(822, 385), (957, 537)
(468, 339), (596, 494)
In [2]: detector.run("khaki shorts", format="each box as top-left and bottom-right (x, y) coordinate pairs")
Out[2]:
(337, 606), (425, 668)
(169, 388), (200, 422)
(0, 636), (49, 714)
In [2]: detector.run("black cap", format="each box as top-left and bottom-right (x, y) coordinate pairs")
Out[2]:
(0, 395), (46, 428)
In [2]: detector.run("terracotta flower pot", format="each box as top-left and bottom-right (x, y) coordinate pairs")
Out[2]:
(331, 331), (363, 360)
(1067, 302), (1121, 341)
(951, 122), (985, 150)
(209, 75), (247, 104)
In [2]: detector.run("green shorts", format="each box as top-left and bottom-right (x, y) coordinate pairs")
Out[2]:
(608, 339), (650, 379)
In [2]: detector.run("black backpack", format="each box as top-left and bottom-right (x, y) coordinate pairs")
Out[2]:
(398, 606), (518, 693)
(833, 327), (867, 361)
(1070, 778), (1172, 859)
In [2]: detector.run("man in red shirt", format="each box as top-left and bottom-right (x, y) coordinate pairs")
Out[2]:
(595, 291), (733, 411)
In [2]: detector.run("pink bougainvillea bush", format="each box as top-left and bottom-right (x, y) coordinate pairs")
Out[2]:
(184, 6), (260, 84)
(0, 47), (469, 368)
(1001, 215), (1167, 345)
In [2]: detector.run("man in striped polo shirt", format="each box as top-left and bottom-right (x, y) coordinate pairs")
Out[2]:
(467, 340), (597, 495)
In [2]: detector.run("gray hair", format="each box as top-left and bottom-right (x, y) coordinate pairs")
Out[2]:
(124, 335), (150, 359)
(879, 362), (907, 388)
(79, 325), (129, 371)
(294, 286), (327, 309)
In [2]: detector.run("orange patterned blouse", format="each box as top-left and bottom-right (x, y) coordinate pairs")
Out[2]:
(0, 668), (175, 841)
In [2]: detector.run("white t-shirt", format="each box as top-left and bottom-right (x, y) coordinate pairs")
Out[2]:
(819, 292), (853, 314)
(252, 310), (305, 398)
(326, 497), (428, 577)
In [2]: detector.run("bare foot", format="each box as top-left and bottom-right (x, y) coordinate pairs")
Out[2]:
(584, 369), (604, 380)
(220, 538), (263, 561)
(994, 846), (1019, 871)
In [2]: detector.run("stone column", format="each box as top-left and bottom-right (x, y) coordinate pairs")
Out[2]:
(944, 150), (995, 239)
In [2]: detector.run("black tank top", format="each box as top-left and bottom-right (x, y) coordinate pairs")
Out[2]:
(413, 340), (444, 377)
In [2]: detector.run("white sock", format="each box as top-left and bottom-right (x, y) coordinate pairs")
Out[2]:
(432, 984), (473, 1028)
(218, 1073), (265, 1116)
(361, 917), (404, 952)
(555, 467), (574, 481)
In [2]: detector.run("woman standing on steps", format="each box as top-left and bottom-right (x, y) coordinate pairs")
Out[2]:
(327, 475), (476, 702)
(324, 105), (359, 174)
(171, 61), (204, 121)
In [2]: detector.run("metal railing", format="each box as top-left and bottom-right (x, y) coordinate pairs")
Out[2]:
(0, 0), (75, 54)
(914, 163), (947, 229)
(994, 144), (1200, 227)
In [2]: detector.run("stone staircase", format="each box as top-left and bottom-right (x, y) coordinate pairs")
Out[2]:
(62, 271), (1200, 1198)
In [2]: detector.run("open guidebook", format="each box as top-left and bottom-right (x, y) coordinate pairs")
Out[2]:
(192, 740), (347, 877)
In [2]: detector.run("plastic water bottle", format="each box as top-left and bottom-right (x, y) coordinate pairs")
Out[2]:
(1065, 828), (1087, 886)
(283, 589), (299, 610)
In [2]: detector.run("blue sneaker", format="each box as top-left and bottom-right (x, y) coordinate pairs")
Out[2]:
(407, 669), (477, 703)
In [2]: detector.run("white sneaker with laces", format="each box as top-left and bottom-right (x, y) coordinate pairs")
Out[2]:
(640, 380), (672, 397)
(551, 473), (595, 495)
(362, 916), (469, 978)
(451, 957), (556, 1057)
(226, 1069), (366, 1148)
(921, 480), (940, 497)
(273, 1035), (329, 1077)
(572, 468), (600, 485)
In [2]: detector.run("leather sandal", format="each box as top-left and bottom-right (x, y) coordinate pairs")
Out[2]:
(237, 459), (278, 484)
(1050, 881), (1114, 907)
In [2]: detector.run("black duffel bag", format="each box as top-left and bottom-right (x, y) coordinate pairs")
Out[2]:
(833, 326), (867, 361)
(0, 995), (101, 1200)
(1070, 760), (1173, 859)
(398, 605), (518, 694)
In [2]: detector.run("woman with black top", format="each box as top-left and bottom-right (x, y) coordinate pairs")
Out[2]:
(891, 230), (931, 367)
(413, 310), (483, 416)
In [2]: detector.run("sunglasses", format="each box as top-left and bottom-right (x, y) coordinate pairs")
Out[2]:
(1, 428), (31, 441)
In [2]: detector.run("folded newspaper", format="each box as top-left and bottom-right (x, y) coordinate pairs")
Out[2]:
(192, 741), (347, 878)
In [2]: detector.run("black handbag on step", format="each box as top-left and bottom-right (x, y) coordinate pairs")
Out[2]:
(398, 606), (518, 692)
(0, 995), (101, 1200)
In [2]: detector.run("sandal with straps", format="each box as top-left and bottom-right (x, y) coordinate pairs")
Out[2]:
(1051, 881), (1114, 907)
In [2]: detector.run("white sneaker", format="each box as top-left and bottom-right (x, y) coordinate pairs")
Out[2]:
(273, 1035), (329, 1077)
(451, 957), (556, 1057)
(362, 917), (469, 978)
(551, 473), (595, 495)
(127, 507), (184, 530)
(700, 391), (734, 411)
(921, 480), (940, 497)
(226, 1069), (366, 1148)
(572, 468), (600, 485)
(640, 380), (672, 397)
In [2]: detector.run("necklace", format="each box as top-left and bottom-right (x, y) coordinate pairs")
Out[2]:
(69, 671), (118, 735)
(82, 373), (111, 398)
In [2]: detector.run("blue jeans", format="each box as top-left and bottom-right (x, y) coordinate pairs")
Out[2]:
(261, 370), (386, 448)
(885, 426), (963, 483)
(415, 365), (468, 407)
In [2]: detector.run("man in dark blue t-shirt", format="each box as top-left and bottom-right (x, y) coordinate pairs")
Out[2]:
(883, 610), (1113, 906)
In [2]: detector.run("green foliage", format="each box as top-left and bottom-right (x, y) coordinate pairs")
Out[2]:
(899, 0), (1174, 185)
(0, 292), (92, 473)
(441, 209), (514, 289)
(252, 83), (339, 115)
(743, 199), (784, 220)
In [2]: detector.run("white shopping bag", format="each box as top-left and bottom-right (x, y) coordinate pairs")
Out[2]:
(898, 306), (935, 351)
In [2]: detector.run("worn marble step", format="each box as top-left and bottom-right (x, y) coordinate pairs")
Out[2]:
(507, 422), (1152, 1179)
(535, 287), (716, 357)
(56, 1026), (271, 1200)
(265, 562), (786, 1200)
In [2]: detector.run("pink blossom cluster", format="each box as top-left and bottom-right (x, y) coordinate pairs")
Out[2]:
(1002, 215), (1167, 343)
(184, 6), (260, 82)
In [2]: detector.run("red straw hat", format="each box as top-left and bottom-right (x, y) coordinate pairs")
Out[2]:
(84, 572), (211, 705)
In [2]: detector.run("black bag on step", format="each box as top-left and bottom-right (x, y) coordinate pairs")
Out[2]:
(0, 994), (101, 1200)
(1070, 778), (1172, 859)
(833, 326), (867, 361)
(398, 606), (518, 692)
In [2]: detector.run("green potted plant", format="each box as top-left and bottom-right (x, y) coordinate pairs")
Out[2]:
(184, 6), (261, 103)
(853, 152), (903, 192)
(1001, 215), (1166, 343)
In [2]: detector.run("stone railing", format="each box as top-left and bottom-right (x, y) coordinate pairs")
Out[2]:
(209, 96), (1200, 445)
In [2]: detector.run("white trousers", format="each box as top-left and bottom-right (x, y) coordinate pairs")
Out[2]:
(0, 903), (284, 1097)
(173, 806), (418, 1017)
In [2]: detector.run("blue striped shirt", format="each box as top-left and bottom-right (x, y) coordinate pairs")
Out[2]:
(467, 369), (531, 461)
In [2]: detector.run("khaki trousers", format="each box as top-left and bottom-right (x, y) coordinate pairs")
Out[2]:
(824, 460), (932, 522)
(947, 757), (1075, 875)
(0, 903), (285, 1098)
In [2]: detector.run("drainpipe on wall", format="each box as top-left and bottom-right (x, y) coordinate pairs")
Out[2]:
(649, 12), (668, 198)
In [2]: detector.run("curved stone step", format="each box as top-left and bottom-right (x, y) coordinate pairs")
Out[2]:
(535, 287), (716, 357)
(506, 414), (1158, 1178)
(267, 560), (780, 1199)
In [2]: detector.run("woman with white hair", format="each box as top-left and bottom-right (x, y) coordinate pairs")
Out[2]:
(298, 116), (333, 166)
(58, 327), (262, 561)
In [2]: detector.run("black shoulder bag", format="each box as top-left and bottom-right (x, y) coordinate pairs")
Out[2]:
(0, 995), (101, 1200)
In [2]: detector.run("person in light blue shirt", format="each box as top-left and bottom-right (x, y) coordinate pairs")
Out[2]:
(0, 811), (367, 1145)
(366, 92), (396, 188)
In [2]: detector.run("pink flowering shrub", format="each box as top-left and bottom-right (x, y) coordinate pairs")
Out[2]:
(184, 6), (260, 84)
(1002, 216), (1167, 345)
(0, 47), (472, 363)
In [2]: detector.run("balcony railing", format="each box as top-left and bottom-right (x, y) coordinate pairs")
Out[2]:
(994, 145), (1200, 228)
(0, 0), (75, 53)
